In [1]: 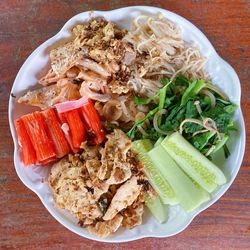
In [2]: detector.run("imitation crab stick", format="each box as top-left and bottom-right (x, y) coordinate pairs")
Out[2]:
(42, 108), (70, 158)
(59, 109), (87, 150)
(14, 119), (37, 166)
(21, 112), (56, 164)
(15, 98), (105, 166)
(79, 99), (105, 145)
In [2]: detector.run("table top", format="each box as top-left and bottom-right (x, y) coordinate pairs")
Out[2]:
(1, 1), (249, 249)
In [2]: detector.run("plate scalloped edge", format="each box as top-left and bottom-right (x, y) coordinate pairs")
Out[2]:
(8, 6), (246, 243)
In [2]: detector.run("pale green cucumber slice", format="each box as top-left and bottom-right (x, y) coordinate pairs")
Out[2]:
(145, 194), (168, 223)
(154, 136), (164, 147)
(161, 132), (226, 193)
(148, 145), (210, 212)
(132, 140), (178, 205)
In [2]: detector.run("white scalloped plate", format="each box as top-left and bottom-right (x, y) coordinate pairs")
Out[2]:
(8, 6), (246, 242)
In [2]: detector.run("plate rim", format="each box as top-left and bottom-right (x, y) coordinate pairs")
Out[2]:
(8, 5), (246, 243)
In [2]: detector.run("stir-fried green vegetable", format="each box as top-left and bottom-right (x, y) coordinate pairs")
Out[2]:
(128, 75), (237, 159)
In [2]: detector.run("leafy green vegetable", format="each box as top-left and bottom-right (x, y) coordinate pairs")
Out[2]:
(224, 103), (237, 114)
(181, 80), (205, 105)
(160, 78), (170, 86)
(127, 107), (159, 139)
(134, 95), (155, 105)
(128, 76), (236, 159)
(223, 144), (231, 158)
(185, 100), (199, 118)
(202, 107), (231, 134)
(174, 75), (190, 86)
(159, 85), (167, 110)
(183, 122), (203, 134)
(190, 131), (216, 151)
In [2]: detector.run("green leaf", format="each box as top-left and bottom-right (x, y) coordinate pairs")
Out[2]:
(134, 95), (155, 105)
(160, 78), (169, 86)
(191, 131), (216, 151)
(227, 120), (238, 131)
(223, 144), (231, 158)
(127, 107), (159, 139)
(161, 105), (186, 132)
(202, 105), (232, 133)
(159, 86), (167, 110)
(174, 75), (190, 86)
(224, 103), (237, 113)
(181, 80), (205, 105)
(183, 122), (203, 134)
(185, 100), (199, 118)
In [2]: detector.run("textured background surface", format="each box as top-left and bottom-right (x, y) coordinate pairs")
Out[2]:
(0, 1), (250, 249)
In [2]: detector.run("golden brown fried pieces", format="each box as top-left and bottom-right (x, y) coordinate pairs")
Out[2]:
(18, 80), (80, 110)
(87, 214), (123, 238)
(48, 155), (103, 222)
(50, 41), (87, 76)
(98, 129), (132, 182)
(49, 129), (148, 238)
(103, 176), (142, 221)
(121, 203), (144, 229)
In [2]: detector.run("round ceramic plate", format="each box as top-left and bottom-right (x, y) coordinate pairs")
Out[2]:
(9, 6), (246, 242)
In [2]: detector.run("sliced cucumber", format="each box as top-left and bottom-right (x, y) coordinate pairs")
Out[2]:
(145, 194), (168, 223)
(154, 136), (164, 147)
(148, 145), (210, 212)
(162, 132), (226, 193)
(132, 140), (178, 205)
(132, 139), (153, 153)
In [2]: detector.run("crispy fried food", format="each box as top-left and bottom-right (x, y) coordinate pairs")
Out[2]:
(99, 129), (132, 182)
(121, 203), (144, 229)
(103, 176), (142, 221)
(50, 42), (87, 76)
(48, 156), (103, 221)
(18, 80), (80, 110)
(49, 129), (148, 238)
(87, 214), (123, 238)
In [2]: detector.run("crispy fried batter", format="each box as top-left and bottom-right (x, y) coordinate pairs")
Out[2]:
(87, 214), (123, 238)
(103, 176), (142, 221)
(49, 128), (148, 238)
(18, 80), (80, 110)
(99, 129), (132, 182)
(48, 155), (103, 221)
(121, 203), (144, 229)
(50, 41), (87, 76)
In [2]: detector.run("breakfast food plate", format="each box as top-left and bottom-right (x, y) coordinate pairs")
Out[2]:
(9, 6), (245, 242)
